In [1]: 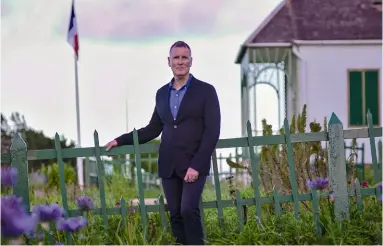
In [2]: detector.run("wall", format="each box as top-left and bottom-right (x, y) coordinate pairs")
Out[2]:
(295, 43), (382, 164)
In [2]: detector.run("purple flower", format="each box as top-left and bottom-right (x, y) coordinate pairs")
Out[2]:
(1, 167), (17, 187)
(76, 196), (94, 211)
(30, 171), (47, 187)
(56, 217), (87, 232)
(55, 242), (64, 245)
(1, 195), (39, 238)
(307, 177), (329, 190)
(34, 189), (45, 198)
(311, 166), (316, 173)
(37, 231), (45, 241)
(32, 203), (64, 222)
(329, 191), (335, 202)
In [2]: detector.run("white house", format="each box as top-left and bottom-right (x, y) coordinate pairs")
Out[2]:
(235, 0), (382, 164)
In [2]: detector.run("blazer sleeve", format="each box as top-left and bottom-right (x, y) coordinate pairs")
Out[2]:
(114, 94), (163, 146)
(190, 85), (221, 172)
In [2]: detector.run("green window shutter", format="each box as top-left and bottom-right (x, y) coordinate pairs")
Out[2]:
(364, 70), (380, 125)
(349, 71), (363, 126)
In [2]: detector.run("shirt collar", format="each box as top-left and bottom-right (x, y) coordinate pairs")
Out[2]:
(169, 74), (193, 90)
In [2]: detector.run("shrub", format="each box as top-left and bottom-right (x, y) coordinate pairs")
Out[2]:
(227, 104), (359, 196)
(40, 163), (76, 190)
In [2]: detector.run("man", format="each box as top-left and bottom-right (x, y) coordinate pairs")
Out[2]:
(105, 41), (221, 245)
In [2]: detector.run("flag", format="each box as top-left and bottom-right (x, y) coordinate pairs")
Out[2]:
(67, 0), (79, 58)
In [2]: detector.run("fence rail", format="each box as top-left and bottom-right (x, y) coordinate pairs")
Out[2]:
(1, 111), (383, 243)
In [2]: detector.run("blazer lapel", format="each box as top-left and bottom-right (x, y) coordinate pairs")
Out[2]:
(163, 87), (174, 121)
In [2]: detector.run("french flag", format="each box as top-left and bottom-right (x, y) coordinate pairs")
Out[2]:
(67, 0), (79, 58)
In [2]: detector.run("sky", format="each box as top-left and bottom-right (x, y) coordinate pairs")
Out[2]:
(1, 0), (282, 158)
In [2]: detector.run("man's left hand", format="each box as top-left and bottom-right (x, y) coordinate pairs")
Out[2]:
(184, 167), (199, 183)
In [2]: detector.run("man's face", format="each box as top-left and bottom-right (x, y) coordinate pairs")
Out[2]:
(168, 46), (192, 77)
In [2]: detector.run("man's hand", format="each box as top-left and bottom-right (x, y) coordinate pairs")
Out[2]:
(105, 140), (118, 151)
(184, 167), (199, 183)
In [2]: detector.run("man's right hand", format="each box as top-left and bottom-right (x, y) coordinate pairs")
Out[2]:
(105, 140), (118, 151)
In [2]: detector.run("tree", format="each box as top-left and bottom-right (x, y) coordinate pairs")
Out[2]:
(1, 112), (76, 172)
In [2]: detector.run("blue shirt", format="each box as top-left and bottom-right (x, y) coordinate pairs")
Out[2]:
(169, 74), (193, 120)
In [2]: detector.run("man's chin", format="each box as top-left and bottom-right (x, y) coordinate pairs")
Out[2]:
(174, 71), (189, 77)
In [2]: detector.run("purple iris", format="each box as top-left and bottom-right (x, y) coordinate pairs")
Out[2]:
(76, 196), (94, 211)
(1, 195), (39, 238)
(56, 217), (87, 232)
(32, 203), (64, 222)
(307, 177), (329, 190)
(30, 171), (47, 187)
(1, 167), (18, 187)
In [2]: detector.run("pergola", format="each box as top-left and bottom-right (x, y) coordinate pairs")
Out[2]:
(235, 1), (297, 138)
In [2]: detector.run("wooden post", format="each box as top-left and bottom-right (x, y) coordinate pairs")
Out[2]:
(327, 113), (349, 220)
(10, 133), (30, 211)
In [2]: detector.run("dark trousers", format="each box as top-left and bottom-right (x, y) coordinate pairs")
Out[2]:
(161, 171), (207, 245)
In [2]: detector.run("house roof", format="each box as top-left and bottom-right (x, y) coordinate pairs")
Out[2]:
(235, 0), (382, 63)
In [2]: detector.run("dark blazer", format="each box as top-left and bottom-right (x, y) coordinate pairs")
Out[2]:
(115, 76), (221, 178)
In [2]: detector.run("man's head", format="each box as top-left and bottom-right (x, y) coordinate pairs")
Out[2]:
(168, 41), (192, 78)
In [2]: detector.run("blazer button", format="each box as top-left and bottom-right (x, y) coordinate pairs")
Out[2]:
(174, 125), (177, 129)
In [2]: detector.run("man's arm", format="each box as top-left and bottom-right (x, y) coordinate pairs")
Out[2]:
(114, 107), (163, 146)
(189, 85), (221, 172)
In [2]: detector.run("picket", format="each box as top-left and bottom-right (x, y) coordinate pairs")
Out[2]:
(94, 131), (109, 230)
(10, 133), (30, 211)
(311, 188), (321, 235)
(158, 194), (167, 231)
(54, 133), (71, 244)
(283, 118), (300, 219)
(354, 179), (363, 213)
(328, 113), (350, 220)
(120, 197), (128, 229)
(235, 190), (244, 232)
(211, 150), (224, 228)
(132, 129), (148, 239)
(272, 187), (281, 215)
(367, 110), (380, 184)
(246, 121), (262, 219)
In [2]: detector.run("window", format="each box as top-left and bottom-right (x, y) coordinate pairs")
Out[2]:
(348, 69), (380, 126)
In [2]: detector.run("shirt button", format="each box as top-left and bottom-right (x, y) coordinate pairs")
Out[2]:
(176, 94), (178, 96)
(174, 125), (177, 129)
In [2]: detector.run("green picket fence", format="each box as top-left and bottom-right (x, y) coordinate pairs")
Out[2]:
(83, 142), (366, 189)
(1, 111), (382, 242)
(83, 148), (242, 188)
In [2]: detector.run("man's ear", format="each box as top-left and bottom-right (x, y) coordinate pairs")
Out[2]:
(190, 57), (193, 67)
(167, 57), (171, 67)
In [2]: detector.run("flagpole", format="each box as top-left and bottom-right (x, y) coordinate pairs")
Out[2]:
(125, 98), (130, 177)
(125, 98), (129, 133)
(74, 54), (84, 189)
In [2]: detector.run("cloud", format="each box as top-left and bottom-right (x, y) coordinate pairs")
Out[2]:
(55, 0), (225, 40)
(2, 0), (282, 42)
